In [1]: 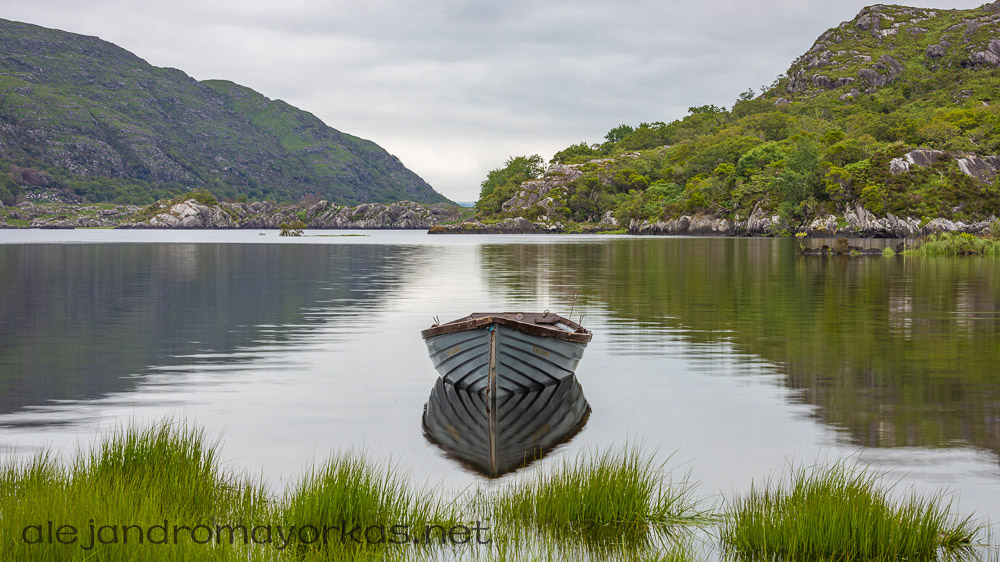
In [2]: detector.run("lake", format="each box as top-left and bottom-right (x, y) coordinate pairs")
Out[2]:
(1, 229), (998, 553)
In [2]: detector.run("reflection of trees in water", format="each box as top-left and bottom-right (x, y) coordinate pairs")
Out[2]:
(479, 239), (1000, 460)
(0, 244), (425, 416)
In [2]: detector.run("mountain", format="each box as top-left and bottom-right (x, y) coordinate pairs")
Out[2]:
(782, 3), (1000, 102)
(470, 2), (1000, 235)
(0, 18), (448, 205)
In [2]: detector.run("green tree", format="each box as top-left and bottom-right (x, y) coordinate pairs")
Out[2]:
(0, 175), (19, 206)
(551, 143), (602, 164)
(774, 136), (823, 223)
(475, 155), (545, 216)
(605, 124), (635, 144)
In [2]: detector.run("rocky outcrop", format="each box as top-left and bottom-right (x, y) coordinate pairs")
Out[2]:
(142, 200), (238, 228)
(626, 202), (996, 238)
(5, 200), (140, 228)
(305, 200), (441, 229)
(926, 44), (947, 58)
(784, 4), (1000, 99)
(842, 204), (923, 237)
(117, 199), (458, 229)
(889, 149), (1000, 181)
(4, 198), (464, 229)
(968, 38), (1000, 66)
(956, 155), (1000, 181)
(501, 164), (584, 214)
(629, 205), (782, 236)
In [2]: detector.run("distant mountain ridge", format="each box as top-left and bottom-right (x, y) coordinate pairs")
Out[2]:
(0, 18), (448, 205)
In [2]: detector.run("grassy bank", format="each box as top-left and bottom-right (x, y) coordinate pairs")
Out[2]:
(0, 421), (986, 560)
(721, 461), (984, 560)
(905, 232), (1000, 257)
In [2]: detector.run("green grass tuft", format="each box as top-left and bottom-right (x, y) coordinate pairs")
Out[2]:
(721, 461), (983, 560)
(0, 420), (270, 560)
(280, 452), (458, 556)
(491, 445), (712, 550)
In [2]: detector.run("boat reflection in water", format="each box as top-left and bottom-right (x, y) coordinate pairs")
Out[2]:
(421, 374), (590, 477)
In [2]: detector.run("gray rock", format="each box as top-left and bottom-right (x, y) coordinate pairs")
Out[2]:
(926, 44), (947, 58)
(883, 214), (921, 237)
(600, 210), (618, 227)
(858, 68), (890, 88)
(844, 204), (878, 233)
(889, 157), (910, 174)
(956, 156), (997, 181)
(744, 204), (782, 235)
(856, 13), (881, 32)
(786, 70), (809, 94)
(968, 39), (1000, 65)
(310, 200), (439, 229)
(805, 215), (839, 235)
(839, 89), (861, 101)
(812, 75), (835, 89)
(906, 149), (945, 166)
(501, 164), (582, 213)
(922, 218), (959, 234)
(628, 205), (783, 236)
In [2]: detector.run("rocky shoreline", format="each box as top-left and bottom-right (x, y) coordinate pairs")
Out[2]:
(3, 197), (995, 238)
(429, 204), (996, 238)
(628, 204), (996, 238)
(1, 198), (467, 230)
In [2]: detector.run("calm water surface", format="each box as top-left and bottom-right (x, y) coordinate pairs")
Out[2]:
(1, 229), (998, 544)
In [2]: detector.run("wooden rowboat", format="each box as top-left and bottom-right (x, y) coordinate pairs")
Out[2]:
(421, 312), (592, 396)
(422, 374), (591, 477)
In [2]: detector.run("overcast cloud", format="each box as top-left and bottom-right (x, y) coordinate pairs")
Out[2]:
(0, 0), (987, 201)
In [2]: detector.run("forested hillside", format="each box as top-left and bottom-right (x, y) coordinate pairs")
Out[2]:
(474, 2), (1000, 233)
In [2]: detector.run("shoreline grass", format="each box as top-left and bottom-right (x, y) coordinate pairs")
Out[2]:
(0, 420), (271, 560)
(490, 445), (714, 555)
(280, 452), (459, 557)
(0, 421), (988, 560)
(905, 232), (1000, 257)
(720, 461), (984, 561)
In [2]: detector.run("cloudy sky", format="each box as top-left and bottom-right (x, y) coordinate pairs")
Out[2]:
(1, 0), (987, 201)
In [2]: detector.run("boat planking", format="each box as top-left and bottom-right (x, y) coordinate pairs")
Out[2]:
(421, 312), (592, 396)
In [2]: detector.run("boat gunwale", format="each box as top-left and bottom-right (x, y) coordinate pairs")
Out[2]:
(421, 313), (592, 343)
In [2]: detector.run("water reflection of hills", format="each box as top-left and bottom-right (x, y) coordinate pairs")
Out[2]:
(480, 240), (1000, 461)
(0, 244), (422, 416)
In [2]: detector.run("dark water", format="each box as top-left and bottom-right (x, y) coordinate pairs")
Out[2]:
(1, 230), (998, 530)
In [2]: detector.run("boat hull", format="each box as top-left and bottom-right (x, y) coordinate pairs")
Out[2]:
(424, 323), (588, 394)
